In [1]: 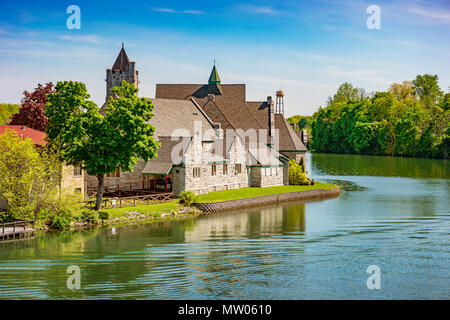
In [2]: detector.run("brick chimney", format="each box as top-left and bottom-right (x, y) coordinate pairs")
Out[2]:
(267, 96), (275, 143)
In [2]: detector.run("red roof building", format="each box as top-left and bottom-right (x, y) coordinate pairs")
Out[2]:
(0, 125), (47, 146)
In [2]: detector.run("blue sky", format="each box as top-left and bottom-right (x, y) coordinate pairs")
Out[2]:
(0, 0), (449, 116)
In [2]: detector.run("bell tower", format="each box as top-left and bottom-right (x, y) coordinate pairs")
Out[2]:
(106, 43), (139, 100)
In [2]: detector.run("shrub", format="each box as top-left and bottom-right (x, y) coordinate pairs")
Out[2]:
(81, 211), (98, 224)
(0, 210), (13, 223)
(50, 210), (73, 230)
(42, 193), (84, 229)
(289, 159), (311, 185)
(98, 211), (109, 221)
(179, 191), (198, 206)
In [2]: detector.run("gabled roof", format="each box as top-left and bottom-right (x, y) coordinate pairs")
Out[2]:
(142, 137), (190, 175)
(156, 84), (306, 152)
(156, 84), (262, 133)
(149, 98), (219, 139)
(246, 102), (307, 152)
(112, 44), (130, 71)
(0, 125), (46, 146)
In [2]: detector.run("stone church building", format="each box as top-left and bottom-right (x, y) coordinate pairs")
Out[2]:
(85, 46), (306, 195)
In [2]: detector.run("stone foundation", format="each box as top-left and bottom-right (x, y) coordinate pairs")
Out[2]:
(194, 188), (340, 212)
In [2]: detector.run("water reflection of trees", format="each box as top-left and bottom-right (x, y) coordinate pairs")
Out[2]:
(311, 153), (449, 179)
(0, 204), (307, 299)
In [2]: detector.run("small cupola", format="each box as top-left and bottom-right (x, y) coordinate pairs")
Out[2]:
(208, 64), (221, 85)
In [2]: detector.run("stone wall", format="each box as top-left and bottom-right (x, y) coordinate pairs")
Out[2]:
(106, 61), (139, 100)
(85, 159), (147, 190)
(281, 151), (306, 165)
(250, 166), (283, 187)
(182, 135), (249, 195)
(61, 165), (86, 195)
(195, 188), (340, 212)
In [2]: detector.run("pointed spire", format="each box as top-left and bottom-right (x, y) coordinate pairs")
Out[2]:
(112, 43), (130, 70)
(208, 63), (221, 85)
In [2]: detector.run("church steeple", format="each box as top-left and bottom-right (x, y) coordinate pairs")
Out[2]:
(106, 43), (138, 100)
(112, 43), (130, 71)
(208, 63), (221, 85)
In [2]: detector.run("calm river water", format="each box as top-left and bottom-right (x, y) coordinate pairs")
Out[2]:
(0, 153), (448, 299)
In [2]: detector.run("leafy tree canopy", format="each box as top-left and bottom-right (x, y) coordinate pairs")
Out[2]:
(309, 75), (449, 159)
(45, 80), (160, 210)
(0, 103), (20, 125)
(412, 74), (444, 108)
(10, 82), (54, 132)
(0, 129), (61, 221)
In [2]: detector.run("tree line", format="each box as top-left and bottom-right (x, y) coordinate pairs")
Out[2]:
(309, 74), (449, 159)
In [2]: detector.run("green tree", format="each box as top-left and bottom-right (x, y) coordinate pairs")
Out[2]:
(0, 130), (61, 221)
(311, 75), (448, 159)
(298, 118), (307, 130)
(332, 82), (360, 104)
(412, 74), (444, 108)
(45, 81), (160, 211)
(389, 81), (416, 104)
(0, 104), (20, 125)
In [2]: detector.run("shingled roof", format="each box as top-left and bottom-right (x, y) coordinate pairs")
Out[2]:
(149, 98), (219, 140)
(156, 84), (263, 132)
(156, 84), (307, 153)
(245, 102), (307, 152)
(112, 44), (130, 71)
(142, 137), (190, 175)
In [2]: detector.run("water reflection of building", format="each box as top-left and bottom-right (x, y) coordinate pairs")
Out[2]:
(183, 202), (306, 242)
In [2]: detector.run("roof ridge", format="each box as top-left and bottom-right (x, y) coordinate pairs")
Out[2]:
(243, 101), (264, 129)
(195, 97), (236, 131)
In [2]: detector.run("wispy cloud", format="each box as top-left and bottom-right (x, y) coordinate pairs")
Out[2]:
(183, 10), (205, 15)
(151, 8), (205, 15)
(237, 4), (279, 15)
(59, 35), (100, 44)
(151, 8), (176, 13)
(0, 28), (9, 35)
(410, 7), (450, 22)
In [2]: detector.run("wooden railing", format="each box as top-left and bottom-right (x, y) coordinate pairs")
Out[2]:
(0, 220), (35, 236)
(87, 181), (172, 197)
(84, 193), (175, 210)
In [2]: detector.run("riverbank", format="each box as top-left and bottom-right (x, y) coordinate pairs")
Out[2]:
(30, 183), (339, 232)
(71, 183), (339, 229)
(195, 183), (340, 212)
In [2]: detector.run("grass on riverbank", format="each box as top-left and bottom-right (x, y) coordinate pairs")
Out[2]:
(87, 183), (338, 222)
(101, 200), (180, 218)
(196, 182), (338, 203)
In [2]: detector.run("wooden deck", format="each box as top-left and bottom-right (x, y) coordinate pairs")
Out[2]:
(0, 220), (36, 242)
(87, 182), (172, 198)
(84, 192), (175, 210)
